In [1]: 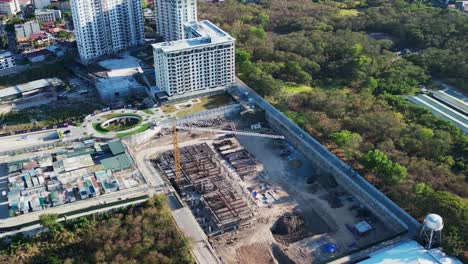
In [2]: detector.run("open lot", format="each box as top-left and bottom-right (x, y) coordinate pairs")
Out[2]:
(160, 93), (235, 117)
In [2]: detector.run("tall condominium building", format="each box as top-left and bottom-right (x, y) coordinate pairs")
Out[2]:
(70, 0), (144, 64)
(155, 0), (197, 41)
(0, 0), (19, 15)
(153, 20), (235, 97)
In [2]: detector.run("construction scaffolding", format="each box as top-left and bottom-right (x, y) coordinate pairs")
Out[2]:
(213, 139), (259, 179)
(154, 143), (253, 235)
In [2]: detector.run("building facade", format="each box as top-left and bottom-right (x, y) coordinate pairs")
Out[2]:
(15, 21), (41, 39)
(0, 0), (19, 15)
(70, 0), (145, 64)
(35, 9), (62, 23)
(155, 0), (197, 41)
(32, 0), (50, 8)
(152, 20), (235, 96)
(0, 50), (16, 71)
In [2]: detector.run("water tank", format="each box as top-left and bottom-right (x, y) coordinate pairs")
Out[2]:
(423, 214), (443, 231)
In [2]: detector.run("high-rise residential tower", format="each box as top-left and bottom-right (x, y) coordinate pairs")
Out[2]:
(153, 20), (235, 97)
(70, 0), (145, 64)
(155, 0), (197, 41)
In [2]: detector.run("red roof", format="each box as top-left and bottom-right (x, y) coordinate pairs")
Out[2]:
(0, 0), (14, 3)
(41, 21), (55, 28)
(30, 32), (47, 40)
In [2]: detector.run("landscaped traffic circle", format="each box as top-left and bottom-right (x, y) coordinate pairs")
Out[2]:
(93, 113), (143, 133)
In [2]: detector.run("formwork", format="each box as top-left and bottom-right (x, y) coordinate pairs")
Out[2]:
(154, 143), (253, 235)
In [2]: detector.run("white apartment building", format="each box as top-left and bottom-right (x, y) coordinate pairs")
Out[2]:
(0, 0), (19, 15)
(70, 0), (145, 64)
(153, 20), (235, 96)
(32, 0), (50, 8)
(0, 50), (16, 71)
(155, 0), (197, 41)
(35, 9), (62, 23)
(15, 21), (41, 39)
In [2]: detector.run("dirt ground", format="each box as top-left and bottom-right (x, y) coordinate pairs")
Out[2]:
(152, 117), (395, 264)
(211, 133), (394, 264)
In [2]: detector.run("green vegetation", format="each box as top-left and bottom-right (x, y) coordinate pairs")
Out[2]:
(176, 93), (234, 117)
(0, 101), (104, 133)
(92, 123), (109, 134)
(0, 60), (71, 88)
(0, 195), (194, 263)
(117, 123), (151, 138)
(142, 109), (154, 114)
(93, 113), (143, 133)
(199, 0), (468, 258)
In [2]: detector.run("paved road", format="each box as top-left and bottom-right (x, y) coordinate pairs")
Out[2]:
(232, 79), (419, 233)
(0, 130), (60, 152)
(408, 94), (468, 133)
(0, 185), (152, 229)
(127, 140), (221, 264)
(0, 196), (150, 238)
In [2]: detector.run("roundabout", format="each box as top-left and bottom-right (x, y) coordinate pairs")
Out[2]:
(97, 114), (142, 132)
(86, 109), (164, 139)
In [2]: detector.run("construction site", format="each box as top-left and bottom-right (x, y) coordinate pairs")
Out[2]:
(149, 102), (405, 264)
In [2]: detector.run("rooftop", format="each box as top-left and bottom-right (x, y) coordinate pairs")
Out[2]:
(108, 140), (126, 155)
(152, 20), (235, 53)
(0, 50), (13, 59)
(358, 240), (462, 264)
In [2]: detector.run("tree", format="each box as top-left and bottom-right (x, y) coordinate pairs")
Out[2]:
(39, 213), (59, 229)
(141, 0), (147, 9)
(414, 182), (434, 195)
(362, 149), (408, 185)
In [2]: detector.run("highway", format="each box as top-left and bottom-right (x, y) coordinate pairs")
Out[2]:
(408, 94), (468, 133)
(232, 79), (420, 233)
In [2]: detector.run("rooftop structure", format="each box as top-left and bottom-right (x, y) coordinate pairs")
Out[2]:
(359, 240), (462, 264)
(4, 140), (137, 216)
(152, 20), (235, 97)
(0, 78), (62, 102)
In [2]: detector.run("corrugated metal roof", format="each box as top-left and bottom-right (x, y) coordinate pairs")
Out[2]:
(108, 140), (126, 155)
(100, 153), (132, 171)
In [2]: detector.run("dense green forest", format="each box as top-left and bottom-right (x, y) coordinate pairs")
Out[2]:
(0, 195), (194, 264)
(199, 0), (468, 259)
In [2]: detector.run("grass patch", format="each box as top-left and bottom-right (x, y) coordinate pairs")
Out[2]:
(92, 123), (109, 134)
(176, 93), (234, 117)
(57, 130), (63, 139)
(161, 104), (177, 114)
(117, 123), (151, 138)
(283, 83), (313, 94)
(142, 109), (153, 114)
(338, 9), (359, 17)
(101, 113), (141, 119)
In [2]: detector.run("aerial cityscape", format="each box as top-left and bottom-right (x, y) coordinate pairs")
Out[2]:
(0, 0), (466, 263)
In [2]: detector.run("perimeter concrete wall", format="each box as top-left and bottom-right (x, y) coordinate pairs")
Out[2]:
(230, 81), (420, 235)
